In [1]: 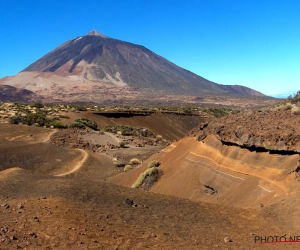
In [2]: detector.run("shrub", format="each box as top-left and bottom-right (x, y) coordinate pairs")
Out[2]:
(112, 158), (125, 167)
(231, 110), (240, 114)
(26, 112), (47, 126)
(292, 107), (300, 115)
(69, 122), (86, 129)
(119, 141), (128, 148)
(76, 106), (87, 111)
(140, 128), (153, 137)
(285, 103), (293, 110)
(75, 118), (98, 130)
(48, 121), (67, 129)
(103, 125), (154, 137)
(156, 135), (163, 140)
(123, 165), (133, 172)
(148, 160), (160, 168)
(31, 102), (44, 109)
(286, 90), (300, 104)
(9, 115), (24, 124)
(129, 158), (141, 165)
(204, 107), (229, 118)
(9, 112), (68, 128)
(182, 107), (192, 114)
(59, 115), (70, 119)
(132, 167), (163, 189)
(121, 127), (134, 136)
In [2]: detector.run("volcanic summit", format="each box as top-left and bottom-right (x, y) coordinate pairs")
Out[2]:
(0, 30), (265, 103)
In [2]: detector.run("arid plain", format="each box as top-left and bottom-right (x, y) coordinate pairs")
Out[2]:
(0, 100), (300, 249)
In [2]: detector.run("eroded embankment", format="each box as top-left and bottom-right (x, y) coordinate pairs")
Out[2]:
(110, 134), (300, 209)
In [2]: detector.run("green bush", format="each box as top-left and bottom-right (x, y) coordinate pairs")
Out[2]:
(48, 121), (67, 128)
(121, 127), (134, 136)
(76, 106), (87, 111)
(182, 107), (192, 114)
(26, 112), (47, 126)
(10, 112), (67, 129)
(103, 125), (154, 137)
(75, 118), (98, 130)
(9, 115), (24, 124)
(69, 123), (86, 129)
(203, 107), (229, 118)
(119, 141), (128, 148)
(59, 115), (70, 119)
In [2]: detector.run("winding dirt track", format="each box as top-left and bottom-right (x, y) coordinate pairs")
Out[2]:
(42, 129), (57, 142)
(54, 149), (89, 177)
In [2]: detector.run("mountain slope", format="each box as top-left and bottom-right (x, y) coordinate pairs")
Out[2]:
(21, 30), (264, 97)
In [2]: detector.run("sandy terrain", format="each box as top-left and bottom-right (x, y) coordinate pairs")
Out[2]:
(1, 107), (300, 249)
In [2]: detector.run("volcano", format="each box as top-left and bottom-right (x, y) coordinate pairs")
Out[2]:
(0, 30), (265, 103)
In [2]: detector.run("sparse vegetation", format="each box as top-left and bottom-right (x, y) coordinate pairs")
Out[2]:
(76, 106), (87, 111)
(9, 112), (67, 128)
(59, 115), (70, 119)
(292, 106), (300, 115)
(49, 121), (67, 128)
(69, 122), (86, 129)
(103, 125), (154, 137)
(9, 115), (23, 124)
(129, 158), (141, 165)
(112, 158), (125, 167)
(31, 102), (44, 109)
(123, 165), (133, 172)
(202, 107), (230, 118)
(148, 160), (160, 168)
(156, 135), (163, 140)
(287, 91), (300, 104)
(119, 141), (128, 148)
(132, 167), (163, 190)
(75, 118), (98, 130)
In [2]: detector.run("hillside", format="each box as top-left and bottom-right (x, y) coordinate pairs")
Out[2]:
(108, 105), (300, 234)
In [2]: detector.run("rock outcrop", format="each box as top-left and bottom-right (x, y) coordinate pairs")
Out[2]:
(192, 110), (300, 153)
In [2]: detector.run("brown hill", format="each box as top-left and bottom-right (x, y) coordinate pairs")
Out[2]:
(108, 107), (300, 233)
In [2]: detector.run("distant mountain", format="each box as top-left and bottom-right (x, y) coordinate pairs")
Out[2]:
(270, 90), (298, 98)
(0, 30), (265, 103)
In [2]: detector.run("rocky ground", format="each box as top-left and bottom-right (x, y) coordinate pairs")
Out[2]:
(0, 173), (290, 250)
(50, 128), (169, 152)
(191, 109), (300, 153)
(2, 105), (300, 249)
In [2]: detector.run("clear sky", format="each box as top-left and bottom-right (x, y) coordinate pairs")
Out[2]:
(0, 0), (299, 96)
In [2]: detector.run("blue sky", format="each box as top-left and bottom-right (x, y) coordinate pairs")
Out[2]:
(0, 0), (299, 96)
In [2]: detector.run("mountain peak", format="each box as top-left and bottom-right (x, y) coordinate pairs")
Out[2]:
(86, 30), (108, 38)
(19, 31), (265, 99)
